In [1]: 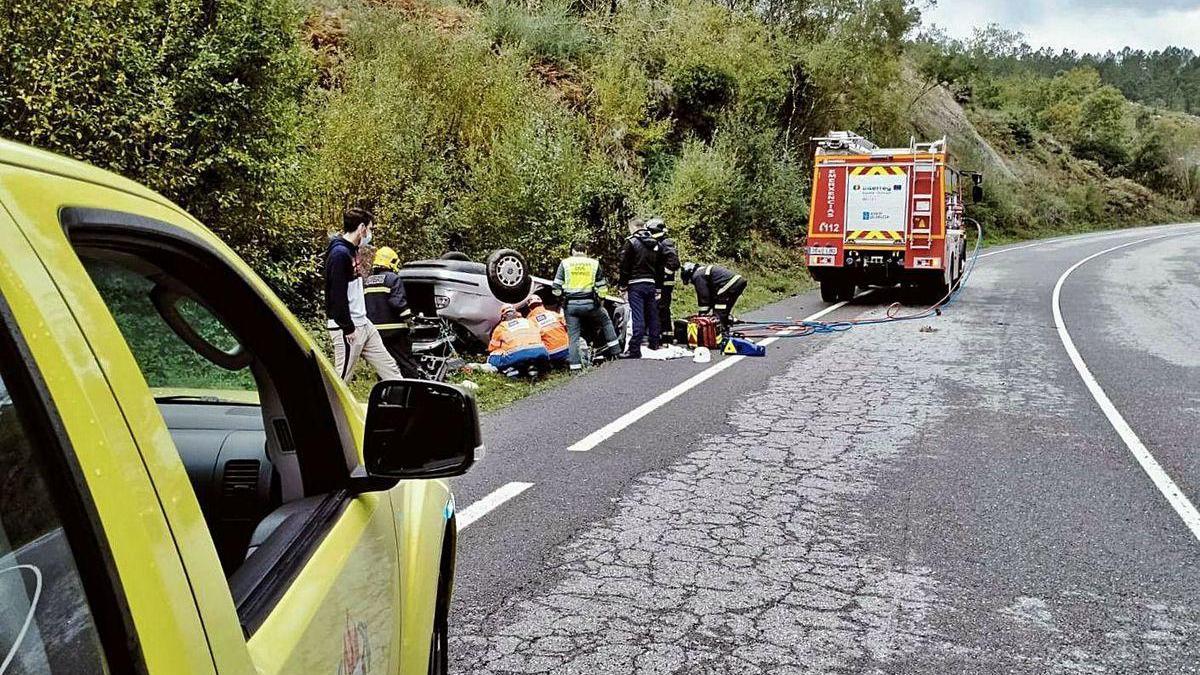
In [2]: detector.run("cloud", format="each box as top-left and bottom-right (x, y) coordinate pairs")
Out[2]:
(1062, 0), (1200, 11)
(922, 0), (1200, 53)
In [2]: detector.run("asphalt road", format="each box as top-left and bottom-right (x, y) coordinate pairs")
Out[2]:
(447, 222), (1200, 674)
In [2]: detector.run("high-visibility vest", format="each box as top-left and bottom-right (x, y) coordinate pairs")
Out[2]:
(559, 256), (603, 297)
(488, 317), (544, 356)
(527, 307), (569, 353)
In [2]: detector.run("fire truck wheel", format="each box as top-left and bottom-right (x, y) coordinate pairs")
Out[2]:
(837, 282), (856, 302)
(928, 279), (951, 303)
(820, 280), (840, 303)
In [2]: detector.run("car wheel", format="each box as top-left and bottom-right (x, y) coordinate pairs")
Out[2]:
(429, 519), (455, 675)
(440, 251), (471, 261)
(485, 248), (532, 303)
(428, 611), (448, 675)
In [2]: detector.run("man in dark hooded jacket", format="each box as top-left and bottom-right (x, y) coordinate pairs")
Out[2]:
(618, 218), (664, 358)
(324, 208), (402, 382)
(647, 217), (680, 344)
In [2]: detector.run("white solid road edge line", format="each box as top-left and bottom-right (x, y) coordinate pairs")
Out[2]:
(456, 482), (534, 532)
(1052, 233), (1200, 542)
(566, 224), (1200, 455)
(977, 222), (1200, 260)
(567, 298), (855, 452)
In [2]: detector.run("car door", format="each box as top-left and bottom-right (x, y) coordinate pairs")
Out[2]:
(0, 200), (214, 672)
(0, 165), (406, 674)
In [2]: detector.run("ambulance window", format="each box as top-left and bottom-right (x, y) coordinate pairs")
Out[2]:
(63, 208), (352, 631)
(81, 259), (256, 392)
(0, 339), (128, 672)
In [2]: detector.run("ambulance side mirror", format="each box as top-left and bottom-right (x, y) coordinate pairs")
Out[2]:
(356, 380), (482, 490)
(972, 184), (984, 203)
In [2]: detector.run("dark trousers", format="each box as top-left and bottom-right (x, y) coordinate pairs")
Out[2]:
(565, 300), (619, 367)
(713, 279), (747, 334)
(627, 283), (660, 355)
(380, 330), (425, 379)
(658, 285), (674, 343)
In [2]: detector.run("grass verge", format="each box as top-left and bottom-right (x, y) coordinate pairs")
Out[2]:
(340, 238), (812, 411)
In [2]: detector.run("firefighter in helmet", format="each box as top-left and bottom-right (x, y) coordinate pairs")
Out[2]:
(364, 246), (422, 378)
(646, 217), (680, 344)
(681, 262), (747, 335)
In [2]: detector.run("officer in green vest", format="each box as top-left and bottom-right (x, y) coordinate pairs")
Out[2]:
(552, 241), (620, 370)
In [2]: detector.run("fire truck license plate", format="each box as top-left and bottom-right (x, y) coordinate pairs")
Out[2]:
(808, 246), (837, 256)
(809, 254), (835, 266)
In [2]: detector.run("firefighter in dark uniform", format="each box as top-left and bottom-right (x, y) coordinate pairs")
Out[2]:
(647, 217), (680, 344)
(363, 246), (422, 378)
(618, 218), (664, 358)
(681, 262), (747, 335)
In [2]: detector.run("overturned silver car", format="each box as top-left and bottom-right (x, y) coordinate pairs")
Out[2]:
(398, 248), (627, 353)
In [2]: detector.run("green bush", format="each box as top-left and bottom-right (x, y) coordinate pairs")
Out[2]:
(297, 7), (628, 282)
(0, 0), (311, 302)
(481, 0), (593, 67)
(659, 140), (747, 259)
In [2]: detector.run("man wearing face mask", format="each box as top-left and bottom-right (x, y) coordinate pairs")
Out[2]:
(325, 207), (403, 383)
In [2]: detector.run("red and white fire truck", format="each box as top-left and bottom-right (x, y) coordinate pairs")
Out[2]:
(805, 131), (982, 302)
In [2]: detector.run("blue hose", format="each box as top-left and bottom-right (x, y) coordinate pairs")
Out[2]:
(734, 218), (984, 339)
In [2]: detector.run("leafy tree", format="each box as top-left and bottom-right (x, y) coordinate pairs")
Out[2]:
(0, 0), (311, 301)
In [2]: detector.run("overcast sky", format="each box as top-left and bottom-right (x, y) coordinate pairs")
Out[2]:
(920, 0), (1200, 54)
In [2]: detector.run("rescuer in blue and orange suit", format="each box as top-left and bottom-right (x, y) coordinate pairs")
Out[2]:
(487, 304), (551, 376)
(525, 295), (570, 366)
(681, 262), (747, 335)
(646, 217), (680, 344)
(618, 218), (665, 358)
(363, 246), (425, 379)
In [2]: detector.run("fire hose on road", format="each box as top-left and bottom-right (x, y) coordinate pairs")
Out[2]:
(732, 218), (984, 340)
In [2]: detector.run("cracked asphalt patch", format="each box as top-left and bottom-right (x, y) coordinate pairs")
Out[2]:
(452, 231), (1200, 674)
(454, 315), (953, 674)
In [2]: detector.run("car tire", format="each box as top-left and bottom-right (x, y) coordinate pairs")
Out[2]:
(429, 519), (455, 675)
(927, 277), (951, 304)
(440, 251), (471, 261)
(485, 248), (532, 303)
(428, 611), (448, 675)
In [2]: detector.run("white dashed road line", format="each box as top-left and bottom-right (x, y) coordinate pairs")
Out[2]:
(459, 226), (1197, 531)
(567, 297), (858, 452)
(456, 482), (534, 532)
(1053, 232), (1200, 543)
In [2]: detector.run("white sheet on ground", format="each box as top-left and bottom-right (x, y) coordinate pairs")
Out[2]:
(640, 345), (694, 360)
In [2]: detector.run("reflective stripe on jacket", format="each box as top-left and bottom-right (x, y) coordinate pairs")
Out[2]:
(553, 256), (608, 301)
(692, 264), (743, 313)
(527, 306), (569, 353)
(488, 317), (544, 356)
(363, 268), (412, 333)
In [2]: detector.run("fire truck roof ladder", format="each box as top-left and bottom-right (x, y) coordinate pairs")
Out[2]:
(910, 135), (947, 155)
(909, 152), (938, 251)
